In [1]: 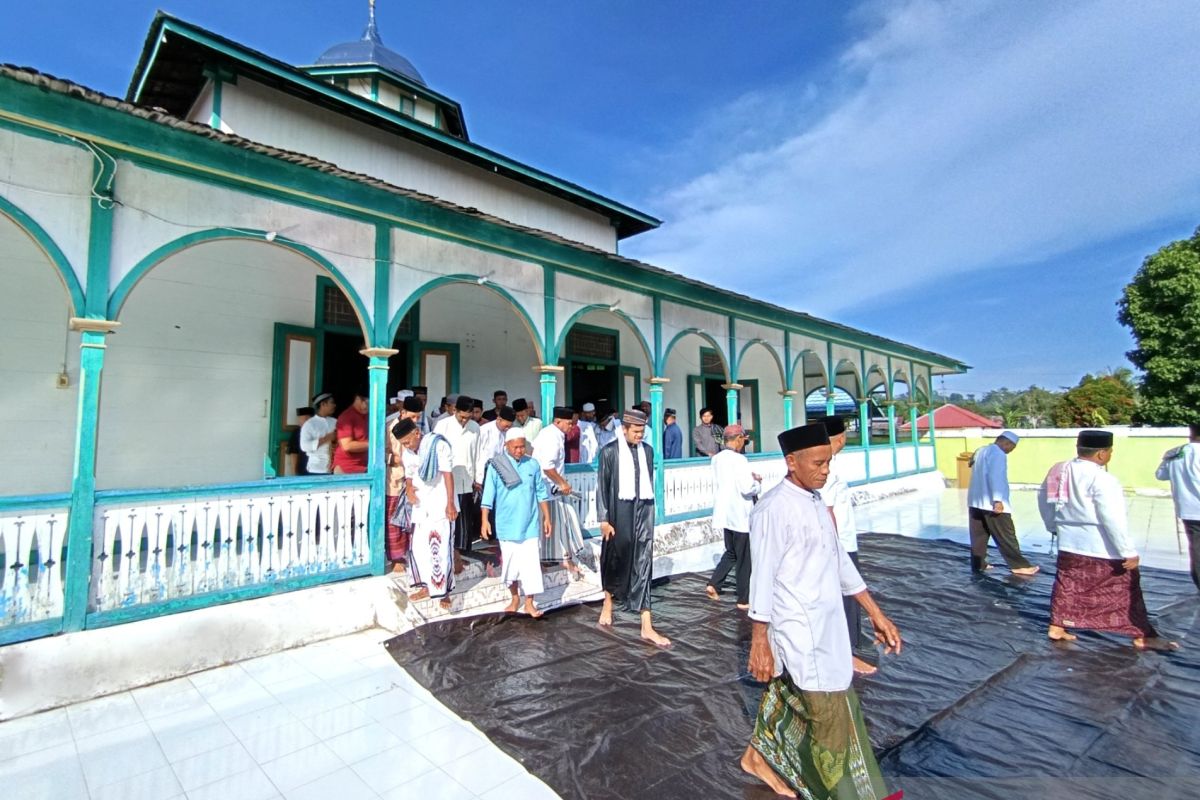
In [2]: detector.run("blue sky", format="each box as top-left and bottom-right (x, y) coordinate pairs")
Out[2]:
(4, 1), (1199, 396)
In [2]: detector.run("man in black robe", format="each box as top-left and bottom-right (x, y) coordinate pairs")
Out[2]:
(595, 409), (671, 647)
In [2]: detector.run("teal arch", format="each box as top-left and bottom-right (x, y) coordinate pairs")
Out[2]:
(736, 339), (786, 388)
(388, 274), (544, 362)
(553, 304), (653, 368)
(865, 365), (889, 400)
(789, 348), (828, 392)
(891, 367), (912, 400)
(914, 374), (931, 405)
(0, 194), (85, 316)
(660, 327), (729, 379)
(109, 229), (374, 341)
(831, 358), (863, 398)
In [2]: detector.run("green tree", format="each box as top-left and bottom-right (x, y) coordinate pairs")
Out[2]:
(1052, 371), (1137, 427)
(1117, 227), (1200, 424)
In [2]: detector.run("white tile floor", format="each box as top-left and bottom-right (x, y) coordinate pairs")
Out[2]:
(0, 629), (559, 800)
(3, 488), (1190, 800)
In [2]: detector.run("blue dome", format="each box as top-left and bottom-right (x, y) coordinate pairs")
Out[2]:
(315, 9), (425, 86)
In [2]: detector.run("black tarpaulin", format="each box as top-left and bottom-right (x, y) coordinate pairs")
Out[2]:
(385, 534), (1199, 799)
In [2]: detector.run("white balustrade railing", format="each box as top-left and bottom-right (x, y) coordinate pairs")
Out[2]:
(663, 460), (716, 517)
(919, 443), (935, 468)
(749, 456), (789, 493)
(0, 508), (68, 628)
(868, 448), (895, 480)
(90, 482), (370, 612)
(564, 468), (599, 529)
(896, 445), (918, 474)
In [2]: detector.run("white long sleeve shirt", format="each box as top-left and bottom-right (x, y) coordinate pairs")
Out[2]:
(1156, 442), (1200, 521)
(967, 443), (1011, 512)
(474, 420), (506, 485)
(432, 416), (480, 496)
(299, 416), (337, 474)
(532, 424), (566, 475)
(577, 420), (600, 464)
(1037, 458), (1136, 560)
(710, 449), (760, 533)
(823, 453), (858, 553)
(749, 479), (866, 692)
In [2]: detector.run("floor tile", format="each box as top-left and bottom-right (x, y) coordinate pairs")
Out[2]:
(189, 664), (252, 693)
(157, 718), (239, 763)
(337, 668), (407, 704)
(0, 741), (78, 781)
(77, 721), (168, 792)
(145, 702), (223, 737)
(133, 681), (211, 722)
(225, 703), (301, 741)
(0, 747), (89, 800)
(92, 763), (184, 800)
(0, 715), (74, 761)
(185, 765), (281, 800)
(479, 772), (560, 800)
(240, 653), (315, 686)
(171, 740), (259, 792)
(284, 766), (377, 800)
(301, 702), (374, 741)
(324, 721), (403, 765)
(0, 707), (67, 737)
(67, 691), (145, 739)
(348, 743), (437, 793)
(406, 722), (489, 767)
(377, 702), (457, 742)
(271, 679), (350, 720)
(355, 687), (424, 721)
(381, 768), (477, 800)
(238, 720), (320, 764)
(260, 741), (345, 793)
(439, 744), (525, 796)
(205, 683), (280, 720)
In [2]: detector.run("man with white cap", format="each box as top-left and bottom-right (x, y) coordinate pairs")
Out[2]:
(967, 430), (1039, 575)
(481, 427), (552, 617)
(578, 403), (600, 463)
(300, 392), (338, 475)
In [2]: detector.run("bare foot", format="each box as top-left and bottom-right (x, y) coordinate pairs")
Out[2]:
(740, 745), (796, 797)
(408, 587), (430, 602)
(852, 656), (878, 675)
(1133, 637), (1181, 651)
(453, 553), (465, 575)
(1011, 566), (1040, 576)
(598, 595), (614, 628)
(503, 598), (520, 614)
(640, 627), (672, 649)
(705, 585), (720, 601)
(390, 562), (405, 574)
(438, 597), (453, 610)
(524, 599), (544, 619)
(1048, 624), (1077, 642)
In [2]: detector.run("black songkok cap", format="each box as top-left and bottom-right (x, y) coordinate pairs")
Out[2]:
(472, 398), (484, 410)
(392, 418), (418, 439)
(411, 386), (428, 394)
(665, 408), (677, 416)
(455, 395), (474, 412)
(1077, 429), (1113, 448)
(623, 409), (648, 425)
(498, 405), (517, 422)
(822, 416), (847, 436)
(778, 423), (830, 454)
(512, 398), (529, 412)
(402, 397), (423, 413)
(553, 405), (574, 420)
(355, 385), (370, 400)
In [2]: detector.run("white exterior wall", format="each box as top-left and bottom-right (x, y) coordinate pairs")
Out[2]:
(185, 80), (216, 128)
(553, 272), (654, 362)
(0, 129), (92, 296)
(660, 300), (730, 375)
(219, 78), (619, 252)
(389, 227), (545, 350)
(417, 282), (541, 409)
(736, 343), (786, 453)
(109, 161), (376, 329)
(96, 240), (325, 490)
(662, 332), (712, 432)
(0, 216), (81, 495)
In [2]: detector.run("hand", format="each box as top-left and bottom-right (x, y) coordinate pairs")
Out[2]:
(600, 522), (615, 541)
(992, 501), (1004, 514)
(473, 482), (482, 493)
(869, 611), (902, 655)
(446, 505), (459, 523)
(748, 637), (774, 682)
(559, 482), (573, 496)
(752, 473), (762, 482)
(480, 521), (492, 541)
(1122, 555), (1140, 571)
(543, 517), (553, 538)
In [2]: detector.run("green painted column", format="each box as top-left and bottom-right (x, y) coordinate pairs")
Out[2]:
(887, 402), (898, 478)
(537, 366), (561, 428)
(781, 390), (798, 429)
(858, 399), (871, 482)
(364, 349), (396, 576)
(928, 407), (939, 470)
(649, 378), (668, 523)
(910, 406), (921, 470)
(724, 383), (742, 428)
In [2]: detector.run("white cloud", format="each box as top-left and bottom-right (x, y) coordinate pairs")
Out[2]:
(625, 0), (1200, 317)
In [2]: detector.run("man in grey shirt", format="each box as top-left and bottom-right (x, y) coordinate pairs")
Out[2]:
(692, 407), (724, 457)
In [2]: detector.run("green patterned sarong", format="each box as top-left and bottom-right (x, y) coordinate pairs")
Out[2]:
(750, 675), (895, 800)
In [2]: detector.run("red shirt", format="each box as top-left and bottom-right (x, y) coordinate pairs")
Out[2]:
(332, 406), (369, 474)
(564, 423), (581, 464)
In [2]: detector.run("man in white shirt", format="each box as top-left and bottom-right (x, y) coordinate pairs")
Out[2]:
(1038, 429), (1177, 650)
(742, 423), (901, 799)
(474, 406), (516, 486)
(704, 425), (760, 609)
(1156, 422), (1200, 591)
(513, 398), (543, 442)
(577, 402), (600, 464)
(820, 416), (879, 677)
(405, 422), (457, 609)
(967, 431), (1038, 575)
(533, 407), (586, 575)
(299, 392), (338, 475)
(433, 395), (481, 574)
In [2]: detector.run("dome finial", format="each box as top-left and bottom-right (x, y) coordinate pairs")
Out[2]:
(364, 0), (381, 43)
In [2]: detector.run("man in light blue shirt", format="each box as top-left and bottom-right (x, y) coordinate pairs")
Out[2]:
(967, 431), (1038, 575)
(1156, 422), (1200, 591)
(481, 427), (552, 617)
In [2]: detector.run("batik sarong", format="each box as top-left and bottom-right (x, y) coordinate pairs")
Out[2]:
(751, 674), (897, 800)
(385, 495), (410, 564)
(409, 514), (454, 598)
(539, 494), (586, 563)
(1050, 551), (1157, 637)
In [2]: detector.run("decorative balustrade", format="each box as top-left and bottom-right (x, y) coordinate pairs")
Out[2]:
(896, 446), (918, 474)
(90, 480), (371, 613)
(564, 466), (599, 530)
(663, 458), (716, 517)
(0, 505), (68, 630)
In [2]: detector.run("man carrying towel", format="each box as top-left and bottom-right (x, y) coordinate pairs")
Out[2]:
(481, 427), (552, 617)
(405, 420), (457, 609)
(534, 406), (587, 578)
(595, 409), (670, 647)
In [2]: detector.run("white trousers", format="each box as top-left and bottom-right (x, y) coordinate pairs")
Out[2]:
(500, 537), (544, 596)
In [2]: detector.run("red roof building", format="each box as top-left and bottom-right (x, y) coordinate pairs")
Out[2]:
(900, 403), (1002, 432)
